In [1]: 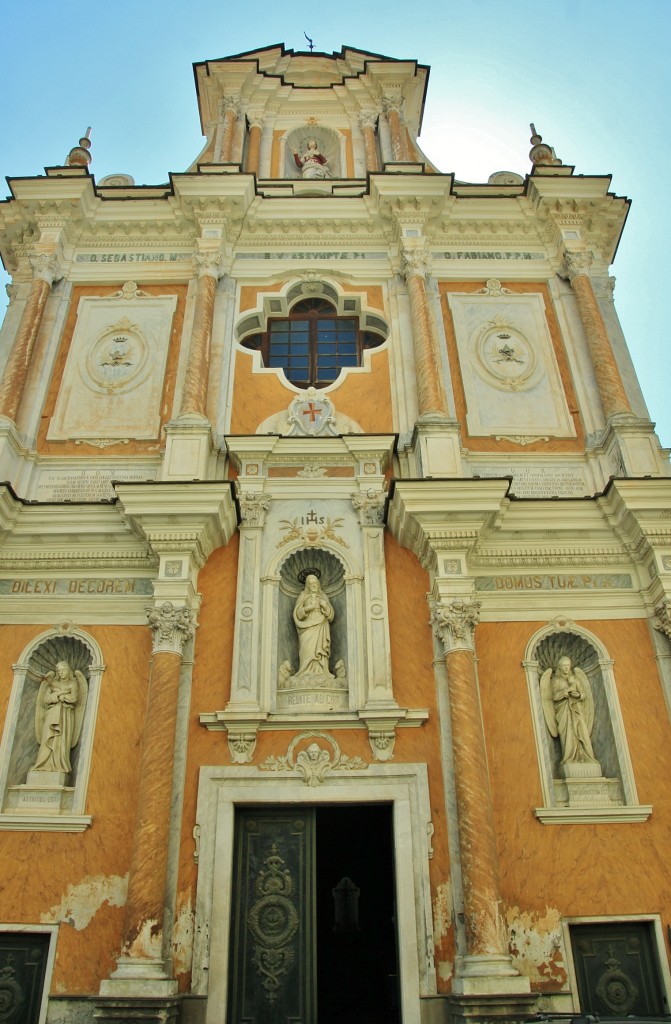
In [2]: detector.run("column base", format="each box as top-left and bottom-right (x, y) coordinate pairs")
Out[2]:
(452, 953), (531, 994)
(448, 991), (537, 1024)
(99, 957), (178, 998)
(94, 994), (180, 1023)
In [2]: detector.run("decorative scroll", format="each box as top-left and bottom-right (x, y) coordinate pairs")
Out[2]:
(248, 844), (299, 1002)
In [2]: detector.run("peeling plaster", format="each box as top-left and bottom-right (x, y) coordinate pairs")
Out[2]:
(40, 873), (127, 931)
(172, 894), (194, 976)
(432, 880), (453, 944)
(127, 916), (163, 959)
(438, 959), (454, 983)
(506, 905), (567, 987)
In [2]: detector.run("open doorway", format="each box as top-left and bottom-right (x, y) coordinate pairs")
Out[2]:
(228, 804), (400, 1024)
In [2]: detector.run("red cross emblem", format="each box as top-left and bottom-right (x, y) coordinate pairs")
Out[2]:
(302, 401), (321, 423)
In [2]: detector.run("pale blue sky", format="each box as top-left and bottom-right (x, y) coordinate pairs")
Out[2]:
(1, 0), (669, 448)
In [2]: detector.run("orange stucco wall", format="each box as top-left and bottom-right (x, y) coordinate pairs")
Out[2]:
(0, 623), (151, 995)
(477, 617), (671, 986)
(229, 348), (393, 434)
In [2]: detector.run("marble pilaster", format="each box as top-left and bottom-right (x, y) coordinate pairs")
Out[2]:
(383, 96), (408, 161)
(179, 251), (224, 419)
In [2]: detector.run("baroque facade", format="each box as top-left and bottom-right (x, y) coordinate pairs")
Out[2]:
(0, 43), (670, 1024)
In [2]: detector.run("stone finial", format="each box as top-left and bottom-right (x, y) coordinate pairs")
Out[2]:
(432, 597), (481, 654)
(529, 123), (561, 167)
(66, 127), (92, 168)
(146, 601), (196, 655)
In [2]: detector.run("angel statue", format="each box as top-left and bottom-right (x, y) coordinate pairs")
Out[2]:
(32, 660), (87, 775)
(292, 139), (331, 180)
(540, 655), (597, 765)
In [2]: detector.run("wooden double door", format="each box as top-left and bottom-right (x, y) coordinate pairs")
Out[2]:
(228, 805), (400, 1024)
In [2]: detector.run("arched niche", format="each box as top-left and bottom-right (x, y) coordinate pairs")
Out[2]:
(276, 548), (349, 713)
(523, 620), (647, 822)
(0, 624), (104, 829)
(282, 126), (344, 180)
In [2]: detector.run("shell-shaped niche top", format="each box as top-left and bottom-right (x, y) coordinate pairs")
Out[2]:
(279, 548), (345, 598)
(28, 634), (92, 679)
(533, 631), (598, 673)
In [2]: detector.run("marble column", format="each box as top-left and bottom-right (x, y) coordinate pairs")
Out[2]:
(432, 598), (519, 982)
(563, 250), (631, 420)
(220, 96), (240, 163)
(119, 602), (195, 966)
(245, 116), (263, 175)
(383, 97), (407, 161)
(401, 249), (448, 418)
(358, 111), (379, 172)
(0, 254), (61, 422)
(179, 252), (224, 418)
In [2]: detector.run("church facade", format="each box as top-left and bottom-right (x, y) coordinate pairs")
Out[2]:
(0, 43), (670, 1024)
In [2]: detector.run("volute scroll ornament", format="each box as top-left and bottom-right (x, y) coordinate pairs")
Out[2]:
(561, 249), (593, 282)
(432, 597), (481, 654)
(29, 252), (63, 286)
(146, 601), (196, 655)
(193, 250), (226, 280)
(400, 248), (431, 281)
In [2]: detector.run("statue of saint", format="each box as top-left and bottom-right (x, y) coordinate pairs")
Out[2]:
(32, 660), (87, 775)
(541, 656), (597, 765)
(292, 139), (331, 180)
(292, 574), (335, 680)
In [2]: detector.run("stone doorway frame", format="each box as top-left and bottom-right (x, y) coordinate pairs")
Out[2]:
(192, 760), (437, 1024)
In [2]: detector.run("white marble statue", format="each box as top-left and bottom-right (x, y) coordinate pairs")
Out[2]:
(541, 656), (597, 765)
(292, 139), (331, 180)
(292, 574), (334, 680)
(32, 660), (87, 774)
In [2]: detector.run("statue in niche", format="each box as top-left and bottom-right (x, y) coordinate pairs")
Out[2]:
(32, 660), (87, 775)
(293, 574), (335, 682)
(292, 139), (331, 180)
(541, 656), (597, 765)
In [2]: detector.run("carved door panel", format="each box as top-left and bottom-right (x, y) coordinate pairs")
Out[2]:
(0, 932), (50, 1024)
(570, 922), (668, 1015)
(228, 809), (316, 1024)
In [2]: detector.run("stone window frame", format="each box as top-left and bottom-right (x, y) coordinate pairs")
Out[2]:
(560, 915), (671, 1014)
(523, 618), (651, 824)
(235, 278), (389, 392)
(0, 623), (105, 832)
(0, 923), (58, 1024)
(191, 760), (437, 1023)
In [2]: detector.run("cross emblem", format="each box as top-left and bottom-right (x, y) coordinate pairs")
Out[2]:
(302, 401), (321, 423)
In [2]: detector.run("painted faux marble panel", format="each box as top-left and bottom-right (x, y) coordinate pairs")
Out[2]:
(48, 290), (177, 440)
(448, 293), (575, 438)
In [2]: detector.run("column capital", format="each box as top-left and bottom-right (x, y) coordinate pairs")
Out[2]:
(432, 597), (480, 654)
(401, 248), (430, 281)
(146, 600), (196, 655)
(561, 248), (592, 282)
(219, 94), (241, 118)
(237, 489), (271, 527)
(29, 252), (63, 285)
(358, 110), (379, 131)
(654, 598), (671, 642)
(351, 487), (385, 527)
(247, 112), (264, 130)
(193, 250), (226, 280)
(382, 95), (404, 116)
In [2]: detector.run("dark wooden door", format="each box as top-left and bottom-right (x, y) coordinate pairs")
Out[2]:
(570, 921), (668, 1016)
(228, 809), (316, 1024)
(227, 806), (400, 1024)
(0, 932), (50, 1024)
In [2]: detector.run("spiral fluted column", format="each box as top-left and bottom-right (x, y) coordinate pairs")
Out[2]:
(358, 111), (379, 172)
(401, 249), (448, 418)
(179, 252), (224, 418)
(0, 254), (61, 421)
(563, 250), (631, 420)
(245, 116), (263, 175)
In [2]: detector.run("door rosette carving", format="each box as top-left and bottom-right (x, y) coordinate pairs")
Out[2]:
(248, 844), (299, 1002)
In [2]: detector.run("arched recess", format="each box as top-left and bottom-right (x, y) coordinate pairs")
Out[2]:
(523, 618), (650, 824)
(235, 277), (388, 391)
(259, 537), (366, 716)
(0, 623), (105, 830)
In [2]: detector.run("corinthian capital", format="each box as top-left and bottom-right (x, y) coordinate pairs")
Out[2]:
(238, 489), (271, 527)
(432, 597), (480, 654)
(358, 110), (378, 132)
(219, 95), (241, 118)
(653, 598), (671, 642)
(562, 249), (592, 282)
(193, 250), (225, 280)
(147, 601), (196, 655)
(29, 253), (63, 285)
(401, 248), (430, 281)
(382, 95), (404, 117)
